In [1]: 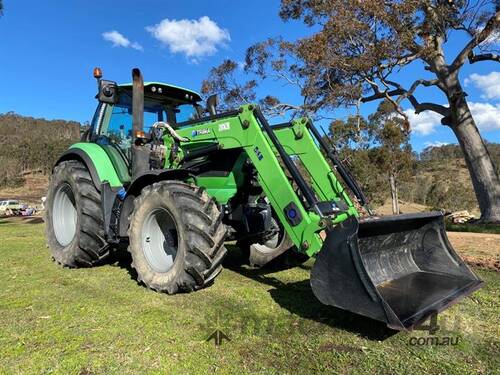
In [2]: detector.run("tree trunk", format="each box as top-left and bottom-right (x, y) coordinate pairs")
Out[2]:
(447, 88), (500, 223)
(389, 174), (400, 215)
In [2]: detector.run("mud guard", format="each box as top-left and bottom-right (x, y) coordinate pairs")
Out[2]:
(310, 212), (483, 330)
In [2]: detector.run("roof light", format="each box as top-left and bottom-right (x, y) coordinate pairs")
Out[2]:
(93, 67), (103, 79)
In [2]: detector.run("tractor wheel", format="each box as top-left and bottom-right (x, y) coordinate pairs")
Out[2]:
(237, 216), (309, 268)
(45, 160), (109, 267)
(128, 181), (227, 293)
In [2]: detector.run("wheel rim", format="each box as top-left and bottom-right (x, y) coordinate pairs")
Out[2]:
(52, 183), (77, 246)
(141, 208), (179, 273)
(258, 217), (285, 253)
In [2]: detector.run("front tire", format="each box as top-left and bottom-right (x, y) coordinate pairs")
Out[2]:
(128, 181), (227, 293)
(237, 216), (309, 268)
(45, 160), (109, 267)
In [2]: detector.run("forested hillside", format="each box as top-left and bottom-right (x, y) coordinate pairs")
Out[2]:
(0, 112), (80, 186)
(346, 142), (500, 214)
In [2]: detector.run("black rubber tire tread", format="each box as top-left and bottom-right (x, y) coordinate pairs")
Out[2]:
(127, 181), (227, 294)
(45, 160), (109, 267)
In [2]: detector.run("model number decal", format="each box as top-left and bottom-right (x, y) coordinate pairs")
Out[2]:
(254, 146), (263, 161)
(218, 122), (230, 132)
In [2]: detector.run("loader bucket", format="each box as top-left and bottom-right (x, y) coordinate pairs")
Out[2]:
(310, 212), (483, 330)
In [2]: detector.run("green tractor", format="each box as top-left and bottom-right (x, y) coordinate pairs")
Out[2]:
(45, 68), (482, 330)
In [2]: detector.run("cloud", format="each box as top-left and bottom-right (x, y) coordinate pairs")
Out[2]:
(404, 109), (443, 135)
(146, 16), (230, 61)
(464, 71), (500, 100)
(102, 30), (143, 51)
(405, 101), (500, 135)
(424, 141), (449, 148)
(468, 102), (500, 131)
(237, 61), (246, 70)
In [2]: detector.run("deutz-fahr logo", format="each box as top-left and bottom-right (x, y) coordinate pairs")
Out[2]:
(191, 128), (211, 137)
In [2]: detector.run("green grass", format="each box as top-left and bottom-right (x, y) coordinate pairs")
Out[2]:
(0, 219), (498, 374)
(445, 222), (500, 234)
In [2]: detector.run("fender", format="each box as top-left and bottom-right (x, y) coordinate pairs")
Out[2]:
(125, 169), (193, 197)
(55, 143), (124, 191)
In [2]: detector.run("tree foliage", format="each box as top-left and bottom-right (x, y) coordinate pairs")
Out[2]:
(0, 113), (80, 187)
(201, 60), (257, 111)
(328, 101), (416, 210)
(201, 59), (292, 115)
(276, 0), (499, 118)
(203, 0), (500, 221)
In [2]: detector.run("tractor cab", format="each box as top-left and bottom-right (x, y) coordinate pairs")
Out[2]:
(87, 75), (205, 180)
(91, 81), (202, 143)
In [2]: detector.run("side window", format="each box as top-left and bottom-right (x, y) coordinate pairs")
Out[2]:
(106, 104), (133, 150)
(176, 104), (199, 124)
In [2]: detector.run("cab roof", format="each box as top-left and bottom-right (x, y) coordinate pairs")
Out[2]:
(119, 82), (202, 103)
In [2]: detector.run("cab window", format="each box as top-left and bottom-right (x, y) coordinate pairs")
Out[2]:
(98, 94), (167, 152)
(175, 104), (199, 124)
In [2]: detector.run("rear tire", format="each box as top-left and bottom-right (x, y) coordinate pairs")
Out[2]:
(128, 181), (227, 293)
(45, 160), (109, 267)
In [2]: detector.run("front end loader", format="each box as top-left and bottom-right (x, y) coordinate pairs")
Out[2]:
(45, 68), (482, 330)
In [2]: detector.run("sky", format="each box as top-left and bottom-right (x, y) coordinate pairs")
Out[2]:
(0, 0), (498, 152)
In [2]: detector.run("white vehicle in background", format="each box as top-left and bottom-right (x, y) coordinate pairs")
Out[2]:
(0, 200), (21, 215)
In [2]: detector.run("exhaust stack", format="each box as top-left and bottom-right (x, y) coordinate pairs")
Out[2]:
(131, 68), (149, 179)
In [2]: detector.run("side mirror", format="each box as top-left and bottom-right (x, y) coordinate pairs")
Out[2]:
(98, 80), (119, 104)
(206, 94), (218, 116)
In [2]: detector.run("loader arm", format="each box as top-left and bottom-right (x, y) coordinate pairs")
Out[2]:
(172, 105), (357, 256)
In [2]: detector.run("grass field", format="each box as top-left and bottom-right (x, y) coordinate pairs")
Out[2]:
(446, 222), (500, 235)
(0, 218), (498, 374)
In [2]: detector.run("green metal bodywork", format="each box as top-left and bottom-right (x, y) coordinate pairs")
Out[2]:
(169, 106), (358, 256)
(65, 104), (359, 257)
(68, 143), (124, 187)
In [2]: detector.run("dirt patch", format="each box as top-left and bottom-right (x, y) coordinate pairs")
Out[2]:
(375, 200), (429, 216)
(0, 175), (48, 206)
(447, 231), (500, 272)
(0, 216), (44, 225)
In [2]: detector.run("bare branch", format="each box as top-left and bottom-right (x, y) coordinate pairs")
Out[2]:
(450, 10), (500, 72)
(263, 102), (303, 117)
(396, 78), (440, 105)
(379, 52), (421, 70)
(410, 102), (450, 116)
(383, 92), (410, 128)
(361, 77), (450, 118)
(361, 89), (405, 103)
(468, 52), (500, 63)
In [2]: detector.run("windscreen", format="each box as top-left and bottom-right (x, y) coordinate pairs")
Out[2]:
(98, 92), (168, 153)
